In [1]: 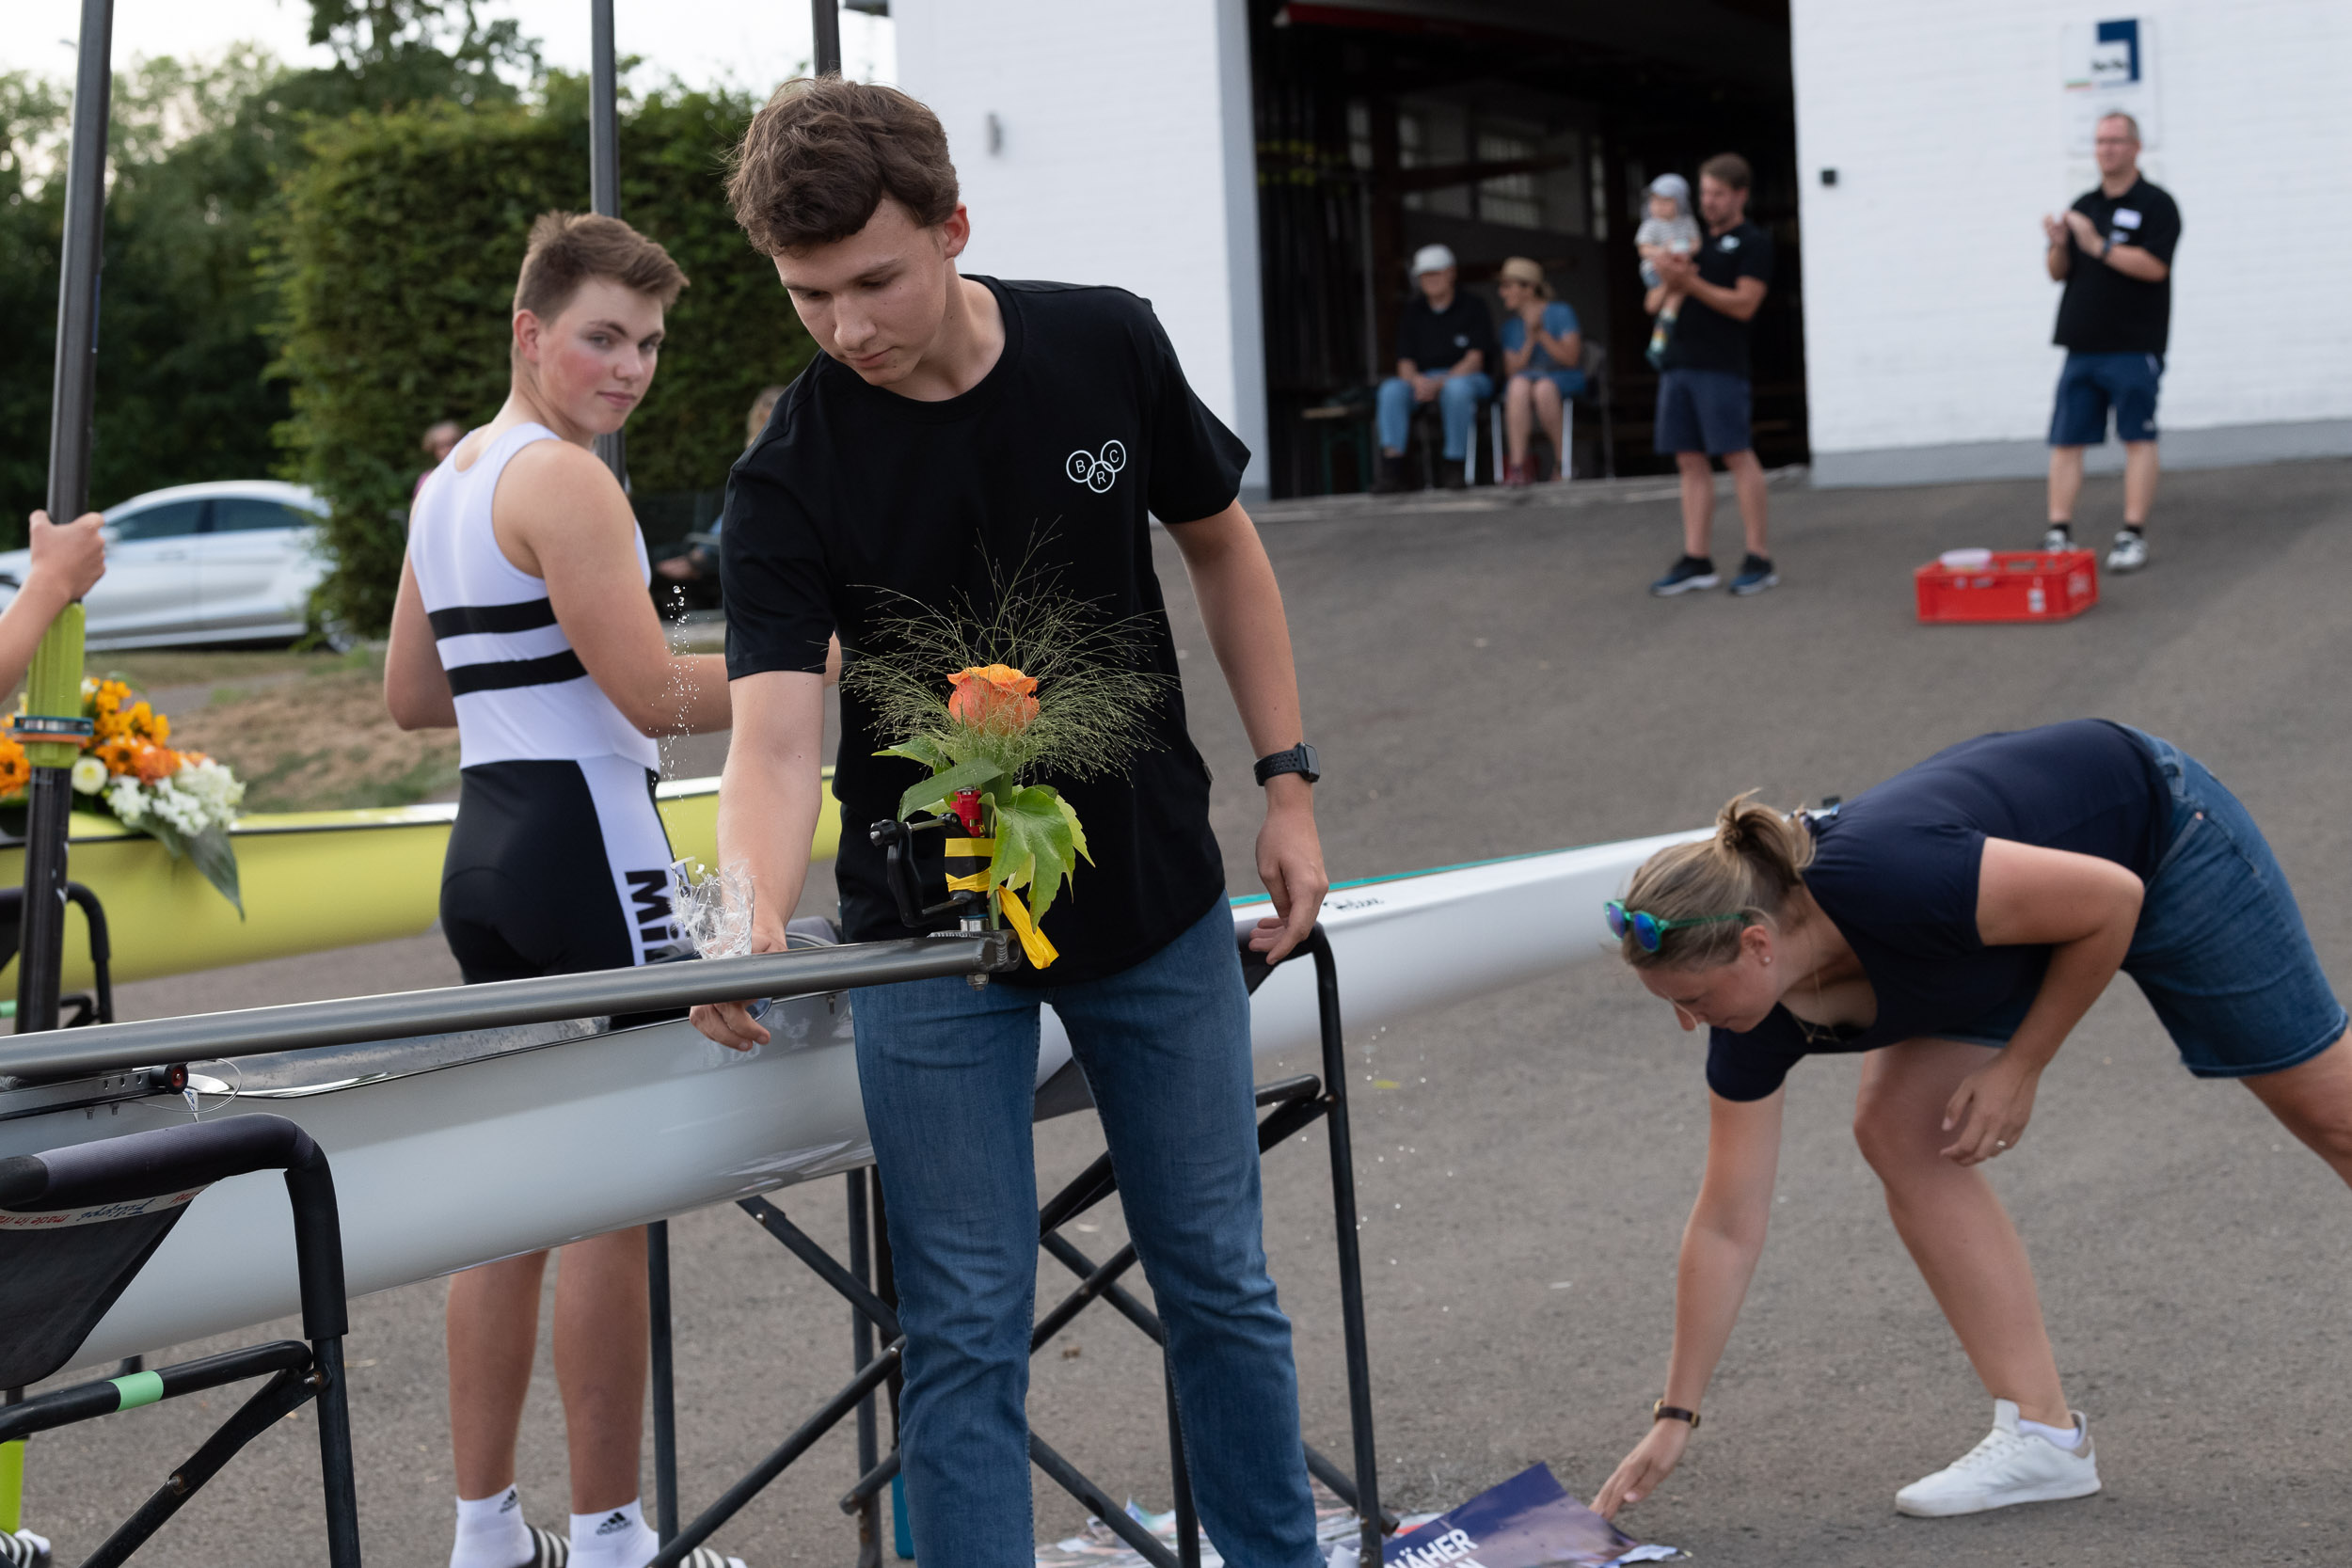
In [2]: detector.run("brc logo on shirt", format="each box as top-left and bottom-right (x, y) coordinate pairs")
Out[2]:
(1066, 439), (1127, 494)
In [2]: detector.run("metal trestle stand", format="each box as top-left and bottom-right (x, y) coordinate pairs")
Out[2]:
(643, 924), (1391, 1567)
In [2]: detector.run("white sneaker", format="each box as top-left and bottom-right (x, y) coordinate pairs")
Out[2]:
(1894, 1399), (2101, 1517)
(2041, 525), (2074, 552)
(2106, 530), (2148, 573)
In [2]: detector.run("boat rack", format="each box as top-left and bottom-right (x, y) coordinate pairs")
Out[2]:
(643, 925), (1390, 1568)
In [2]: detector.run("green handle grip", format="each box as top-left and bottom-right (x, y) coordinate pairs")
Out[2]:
(23, 601), (86, 770)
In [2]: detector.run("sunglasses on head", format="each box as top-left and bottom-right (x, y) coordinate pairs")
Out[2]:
(1605, 899), (1748, 953)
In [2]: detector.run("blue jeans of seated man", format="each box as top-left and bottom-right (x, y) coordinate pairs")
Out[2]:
(848, 899), (1320, 1568)
(1377, 371), (1493, 461)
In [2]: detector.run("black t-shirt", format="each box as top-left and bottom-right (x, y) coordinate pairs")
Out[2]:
(1662, 219), (1772, 378)
(2053, 177), (2182, 356)
(720, 277), (1247, 985)
(1706, 721), (2171, 1102)
(1395, 293), (1500, 377)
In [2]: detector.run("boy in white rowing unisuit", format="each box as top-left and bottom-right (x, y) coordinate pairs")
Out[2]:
(388, 212), (743, 1568)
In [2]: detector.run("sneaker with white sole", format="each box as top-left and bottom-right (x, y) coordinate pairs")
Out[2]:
(2106, 530), (2148, 573)
(1894, 1399), (2100, 1517)
(2041, 525), (2074, 552)
(1649, 556), (1719, 596)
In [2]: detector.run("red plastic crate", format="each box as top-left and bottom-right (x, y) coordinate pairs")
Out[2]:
(1915, 549), (2098, 624)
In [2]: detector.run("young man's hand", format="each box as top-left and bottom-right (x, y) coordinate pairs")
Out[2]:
(1411, 373), (1444, 403)
(1649, 250), (1697, 288)
(2063, 209), (2103, 252)
(2041, 213), (2069, 246)
(23, 510), (106, 606)
(688, 920), (785, 1052)
(1247, 775), (1327, 965)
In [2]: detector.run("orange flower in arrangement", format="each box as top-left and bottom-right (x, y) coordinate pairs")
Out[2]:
(133, 743), (182, 784)
(94, 736), (142, 776)
(946, 664), (1041, 734)
(0, 735), (28, 798)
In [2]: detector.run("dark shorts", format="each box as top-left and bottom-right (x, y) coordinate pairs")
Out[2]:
(1940, 731), (2346, 1078)
(1655, 369), (1751, 456)
(2049, 351), (2163, 446)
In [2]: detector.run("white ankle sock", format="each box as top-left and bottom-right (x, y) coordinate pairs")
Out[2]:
(2018, 1414), (2085, 1451)
(452, 1486), (531, 1568)
(569, 1499), (659, 1568)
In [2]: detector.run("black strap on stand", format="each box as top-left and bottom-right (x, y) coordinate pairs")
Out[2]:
(643, 922), (1391, 1566)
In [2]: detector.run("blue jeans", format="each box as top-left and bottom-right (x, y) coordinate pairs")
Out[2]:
(1377, 371), (1492, 460)
(848, 900), (1319, 1568)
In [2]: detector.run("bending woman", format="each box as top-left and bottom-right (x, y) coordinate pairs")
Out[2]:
(1592, 720), (2348, 1523)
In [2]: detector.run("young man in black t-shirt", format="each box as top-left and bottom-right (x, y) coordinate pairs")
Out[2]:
(691, 79), (1328, 1568)
(2040, 111), (2181, 574)
(1645, 153), (1777, 599)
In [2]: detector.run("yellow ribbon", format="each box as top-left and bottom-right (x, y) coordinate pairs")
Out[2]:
(946, 837), (995, 856)
(946, 868), (1059, 969)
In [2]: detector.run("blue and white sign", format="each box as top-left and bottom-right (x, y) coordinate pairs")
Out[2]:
(2062, 17), (2160, 154)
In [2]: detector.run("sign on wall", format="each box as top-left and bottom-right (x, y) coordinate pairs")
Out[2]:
(2062, 18), (2159, 153)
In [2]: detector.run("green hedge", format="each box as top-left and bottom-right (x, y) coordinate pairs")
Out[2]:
(268, 78), (814, 633)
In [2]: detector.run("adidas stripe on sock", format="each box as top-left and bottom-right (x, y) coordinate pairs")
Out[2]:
(570, 1499), (660, 1568)
(452, 1486), (532, 1568)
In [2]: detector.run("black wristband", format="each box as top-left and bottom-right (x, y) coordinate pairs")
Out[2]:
(1253, 742), (1319, 787)
(1652, 1400), (1701, 1431)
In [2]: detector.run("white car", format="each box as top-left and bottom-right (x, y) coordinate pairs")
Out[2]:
(0, 480), (334, 650)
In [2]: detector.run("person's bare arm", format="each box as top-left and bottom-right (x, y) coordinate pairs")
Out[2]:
(0, 511), (106, 696)
(1652, 250), (1767, 323)
(495, 440), (732, 736)
(1937, 837), (2144, 1165)
(2062, 209), (2169, 283)
(384, 556), (457, 729)
(1164, 499), (1327, 964)
(1541, 325), (1582, 366)
(1502, 330), (1536, 376)
(1593, 1087), (1785, 1521)
(688, 669), (829, 1051)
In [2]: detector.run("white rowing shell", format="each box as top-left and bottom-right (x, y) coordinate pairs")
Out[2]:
(4, 831), (1702, 1370)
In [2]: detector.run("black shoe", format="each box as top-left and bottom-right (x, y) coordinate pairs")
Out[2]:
(1438, 457), (1468, 490)
(1729, 554), (1779, 595)
(1649, 556), (1719, 596)
(1373, 454), (1413, 495)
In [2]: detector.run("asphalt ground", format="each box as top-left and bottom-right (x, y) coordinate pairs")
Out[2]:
(21, 456), (2352, 1566)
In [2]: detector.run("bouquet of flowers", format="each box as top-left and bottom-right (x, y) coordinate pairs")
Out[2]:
(845, 559), (1170, 970)
(0, 676), (246, 912)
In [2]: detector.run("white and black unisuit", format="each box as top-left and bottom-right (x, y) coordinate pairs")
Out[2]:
(409, 422), (678, 982)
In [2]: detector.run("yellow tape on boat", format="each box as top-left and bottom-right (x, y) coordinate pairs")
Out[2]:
(946, 838), (995, 856)
(946, 868), (1058, 970)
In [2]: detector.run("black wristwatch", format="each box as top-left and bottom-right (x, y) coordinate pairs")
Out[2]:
(1253, 742), (1319, 787)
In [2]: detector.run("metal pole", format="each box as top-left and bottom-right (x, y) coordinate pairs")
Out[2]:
(648, 1220), (678, 1544)
(1311, 928), (1383, 1567)
(18, 0), (114, 1037)
(812, 0), (842, 76)
(846, 1174), (882, 1567)
(587, 0), (627, 485)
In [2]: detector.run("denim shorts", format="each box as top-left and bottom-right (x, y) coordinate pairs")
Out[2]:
(1943, 732), (2347, 1077)
(1513, 368), (1585, 400)
(2049, 351), (2163, 446)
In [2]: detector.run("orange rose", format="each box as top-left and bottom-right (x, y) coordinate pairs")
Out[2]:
(946, 663), (1041, 733)
(133, 744), (179, 784)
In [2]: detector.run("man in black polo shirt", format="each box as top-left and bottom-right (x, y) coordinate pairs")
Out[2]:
(1645, 153), (1776, 598)
(1375, 244), (1499, 491)
(692, 79), (1328, 1568)
(2040, 111), (2181, 574)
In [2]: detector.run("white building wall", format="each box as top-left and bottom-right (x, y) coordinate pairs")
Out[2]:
(1793, 0), (2352, 483)
(893, 0), (1270, 499)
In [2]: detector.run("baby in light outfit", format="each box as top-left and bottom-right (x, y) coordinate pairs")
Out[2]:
(1636, 173), (1702, 368)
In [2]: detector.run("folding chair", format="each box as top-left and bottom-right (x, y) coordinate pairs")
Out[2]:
(0, 1115), (360, 1568)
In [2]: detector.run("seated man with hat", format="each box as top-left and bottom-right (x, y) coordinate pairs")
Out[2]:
(1374, 244), (1498, 492)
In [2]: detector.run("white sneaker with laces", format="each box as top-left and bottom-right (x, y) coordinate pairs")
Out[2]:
(1894, 1399), (2100, 1517)
(2041, 525), (2074, 552)
(2106, 530), (2148, 573)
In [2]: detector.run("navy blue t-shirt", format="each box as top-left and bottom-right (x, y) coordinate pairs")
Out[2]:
(1706, 721), (2171, 1101)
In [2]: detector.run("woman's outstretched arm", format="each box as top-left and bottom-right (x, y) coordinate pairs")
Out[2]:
(1593, 1085), (1785, 1520)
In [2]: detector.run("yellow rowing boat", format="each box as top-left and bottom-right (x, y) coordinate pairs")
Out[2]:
(0, 772), (840, 990)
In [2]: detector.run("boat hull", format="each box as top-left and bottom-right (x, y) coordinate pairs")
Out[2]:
(0, 830), (1700, 1369)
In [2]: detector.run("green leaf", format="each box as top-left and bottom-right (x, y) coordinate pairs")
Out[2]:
(873, 736), (949, 772)
(138, 818), (246, 918)
(993, 786), (1080, 926)
(897, 756), (1003, 822)
(1051, 789), (1092, 865)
